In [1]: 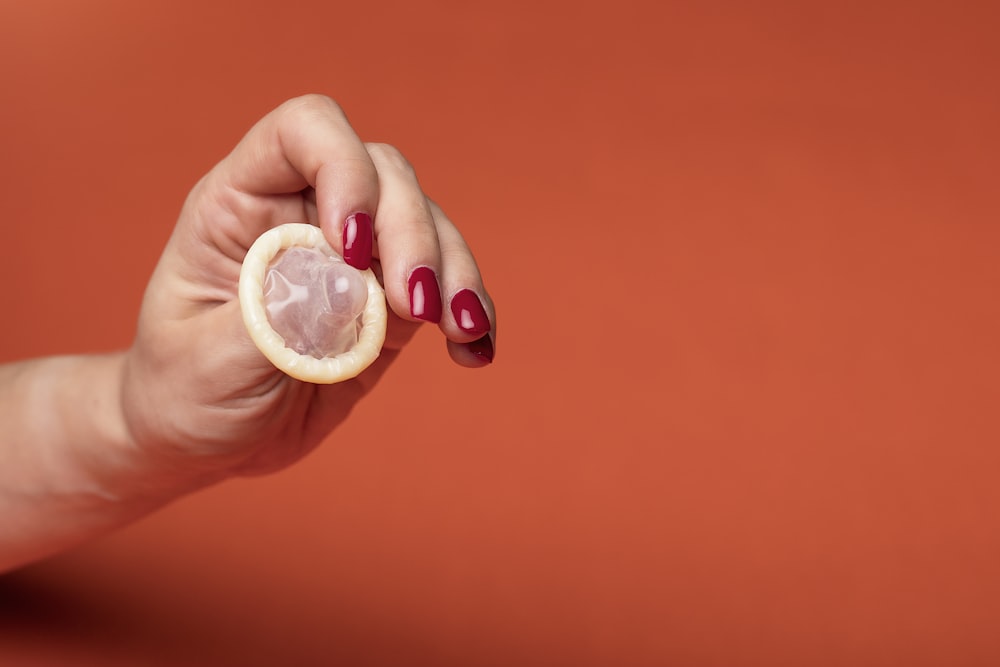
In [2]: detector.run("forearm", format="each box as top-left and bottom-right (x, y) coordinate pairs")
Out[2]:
(0, 354), (194, 573)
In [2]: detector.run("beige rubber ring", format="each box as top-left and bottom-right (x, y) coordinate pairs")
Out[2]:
(238, 223), (387, 383)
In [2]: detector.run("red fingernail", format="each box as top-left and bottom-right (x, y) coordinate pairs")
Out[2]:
(466, 334), (494, 364)
(408, 266), (443, 323)
(343, 212), (373, 270)
(450, 289), (490, 335)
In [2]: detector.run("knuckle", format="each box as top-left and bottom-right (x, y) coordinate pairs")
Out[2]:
(365, 142), (415, 175)
(280, 93), (345, 120)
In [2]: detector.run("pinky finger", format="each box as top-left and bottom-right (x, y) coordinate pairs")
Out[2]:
(430, 201), (497, 366)
(447, 334), (496, 367)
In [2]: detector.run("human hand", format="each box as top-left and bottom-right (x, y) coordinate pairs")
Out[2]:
(120, 95), (495, 483)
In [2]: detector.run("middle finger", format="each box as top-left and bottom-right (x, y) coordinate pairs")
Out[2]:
(366, 143), (444, 325)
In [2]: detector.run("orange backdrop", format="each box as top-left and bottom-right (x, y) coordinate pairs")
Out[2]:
(1, 1), (999, 665)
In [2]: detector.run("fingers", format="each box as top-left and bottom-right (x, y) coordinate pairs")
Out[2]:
(366, 144), (496, 366)
(217, 94), (379, 268)
(214, 95), (495, 366)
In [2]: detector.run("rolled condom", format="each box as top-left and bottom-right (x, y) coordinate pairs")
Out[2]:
(239, 223), (387, 383)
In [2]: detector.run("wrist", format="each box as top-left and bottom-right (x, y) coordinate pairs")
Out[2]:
(116, 347), (230, 503)
(46, 353), (213, 506)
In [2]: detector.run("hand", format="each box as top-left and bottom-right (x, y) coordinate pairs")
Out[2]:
(120, 95), (496, 482)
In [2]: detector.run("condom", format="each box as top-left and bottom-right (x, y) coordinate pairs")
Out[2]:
(239, 223), (387, 383)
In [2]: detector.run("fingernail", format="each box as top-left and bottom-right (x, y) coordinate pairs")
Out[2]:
(450, 289), (491, 335)
(343, 212), (373, 270)
(466, 334), (494, 364)
(408, 266), (443, 323)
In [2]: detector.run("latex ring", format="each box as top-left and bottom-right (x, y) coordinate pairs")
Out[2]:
(238, 223), (387, 383)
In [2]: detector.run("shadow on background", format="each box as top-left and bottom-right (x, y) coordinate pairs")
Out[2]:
(0, 562), (438, 667)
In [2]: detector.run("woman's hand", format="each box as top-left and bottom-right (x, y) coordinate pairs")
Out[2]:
(0, 95), (491, 572)
(121, 94), (496, 482)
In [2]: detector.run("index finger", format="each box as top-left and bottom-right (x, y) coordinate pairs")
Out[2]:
(217, 94), (379, 267)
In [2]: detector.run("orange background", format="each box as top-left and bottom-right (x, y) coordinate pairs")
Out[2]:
(1, 1), (999, 665)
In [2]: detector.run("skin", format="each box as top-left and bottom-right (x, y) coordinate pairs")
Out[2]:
(0, 95), (496, 574)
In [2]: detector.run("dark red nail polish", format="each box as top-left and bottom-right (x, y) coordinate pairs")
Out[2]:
(408, 266), (442, 323)
(343, 212), (372, 270)
(466, 334), (494, 364)
(450, 289), (490, 335)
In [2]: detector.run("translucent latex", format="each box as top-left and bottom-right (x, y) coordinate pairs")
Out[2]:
(239, 223), (387, 384)
(264, 246), (367, 358)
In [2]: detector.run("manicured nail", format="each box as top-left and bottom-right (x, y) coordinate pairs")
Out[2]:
(466, 334), (494, 364)
(408, 266), (443, 323)
(450, 289), (491, 335)
(343, 212), (373, 270)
